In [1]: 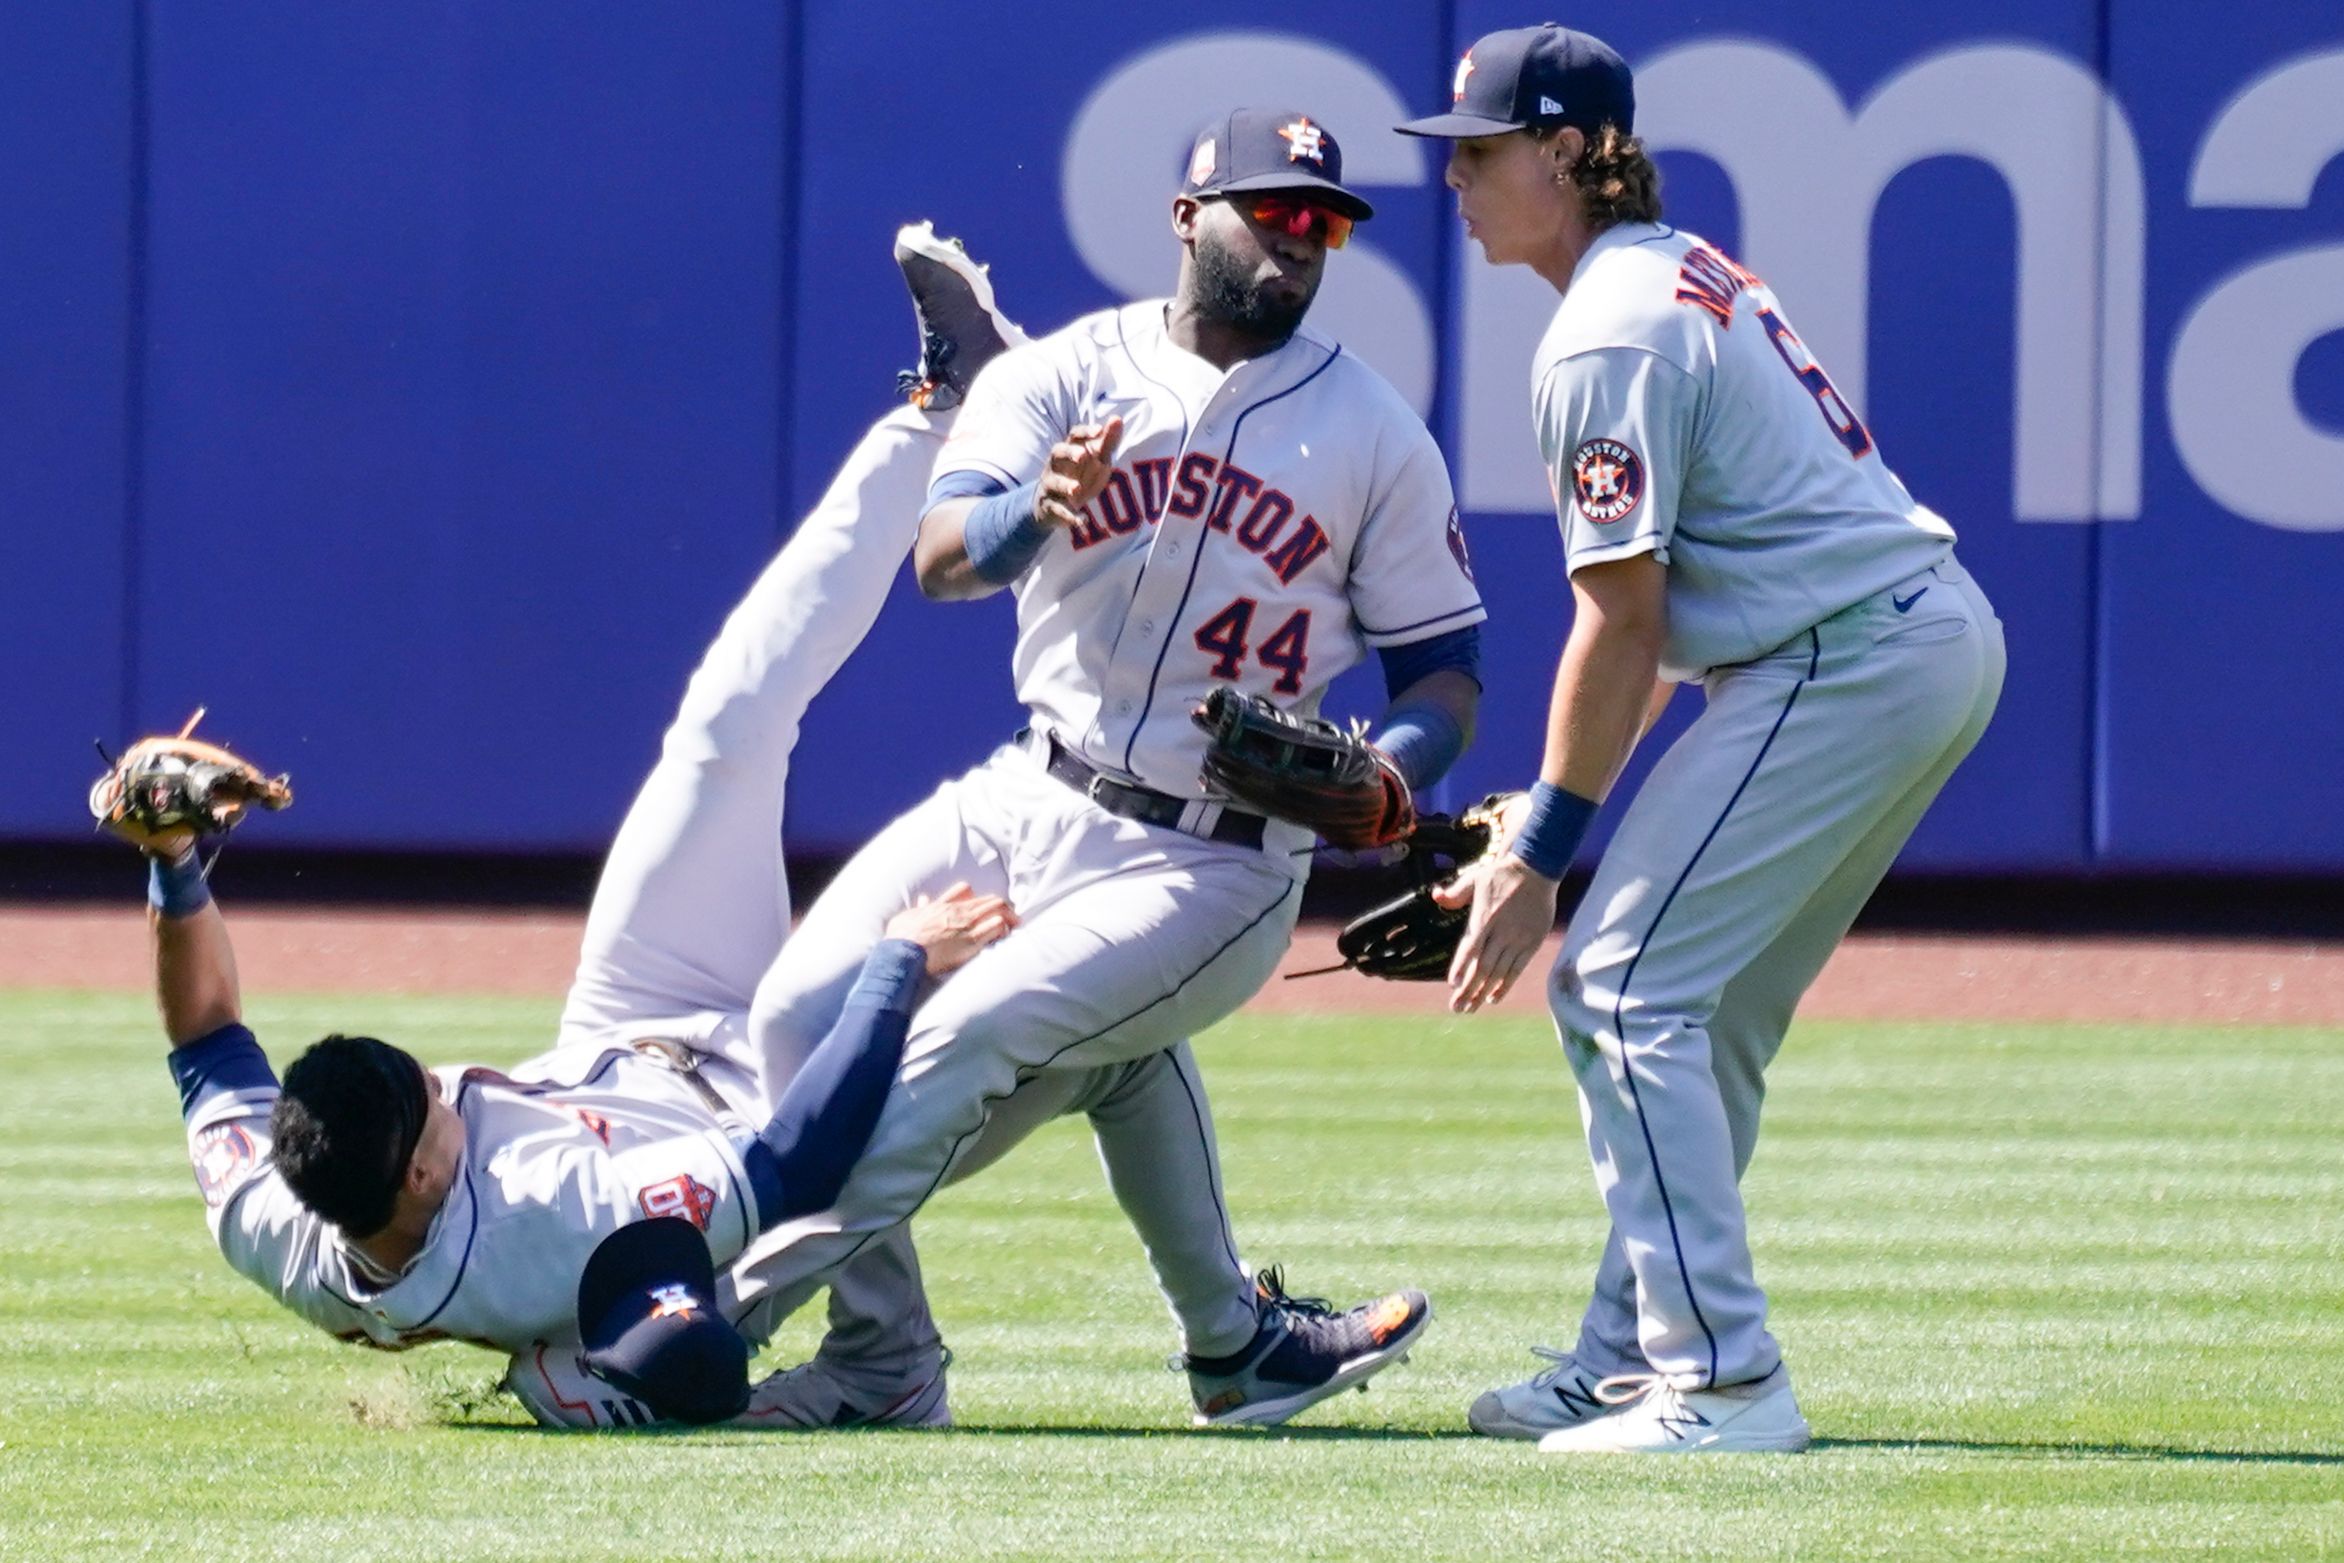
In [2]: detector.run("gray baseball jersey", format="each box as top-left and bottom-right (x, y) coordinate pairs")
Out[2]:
(937, 302), (1485, 814)
(1534, 222), (1954, 680)
(183, 1038), (759, 1351)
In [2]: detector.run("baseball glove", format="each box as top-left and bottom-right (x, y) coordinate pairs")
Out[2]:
(89, 710), (293, 853)
(1311, 793), (1522, 981)
(1191, 687), (1414, 850)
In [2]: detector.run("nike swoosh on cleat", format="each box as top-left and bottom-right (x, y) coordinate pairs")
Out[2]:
(1892, 587), (1929, 613)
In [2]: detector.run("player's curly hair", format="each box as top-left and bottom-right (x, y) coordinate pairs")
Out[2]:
(1557, 123), (1663, 229)
(272, 1034), (432, 1238)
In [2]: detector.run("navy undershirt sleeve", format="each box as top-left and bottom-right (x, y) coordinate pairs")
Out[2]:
(1375, 623), (1483, 700)
(167, 1023), (277, 1117)
(741, 939), (927, 1227)
(925, 469), (1005, 509)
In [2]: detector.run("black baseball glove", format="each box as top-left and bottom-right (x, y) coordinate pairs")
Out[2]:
(1191, 687), (1414, 850)
(88, 710), (293, 854)
(1314, 794), (1522, 981)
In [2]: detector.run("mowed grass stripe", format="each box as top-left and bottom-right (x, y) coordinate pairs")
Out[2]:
(0, 995), (2338, 1560)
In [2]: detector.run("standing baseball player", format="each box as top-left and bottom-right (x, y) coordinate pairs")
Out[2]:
(1397, 26), (2006, 1453)
(734, 107), (1486, 1426)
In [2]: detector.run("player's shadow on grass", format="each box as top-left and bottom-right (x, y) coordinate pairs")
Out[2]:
(955, 1424), (1480, 1441)
(444, 1420), (1477, 1441)
(437, 1422), (2335, 1456)
(1818, 1436), (2344, 1467)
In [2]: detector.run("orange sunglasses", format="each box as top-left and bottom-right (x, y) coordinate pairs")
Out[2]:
(1237, 193), (1353, 249)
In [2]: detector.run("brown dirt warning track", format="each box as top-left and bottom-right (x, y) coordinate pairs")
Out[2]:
(6, 904), (2342, 1026)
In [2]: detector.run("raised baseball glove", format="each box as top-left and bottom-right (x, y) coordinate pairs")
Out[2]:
(1191, 687), (1414, 850)
(89, 710), (293, 853)
(1307, 793), (1522, 981)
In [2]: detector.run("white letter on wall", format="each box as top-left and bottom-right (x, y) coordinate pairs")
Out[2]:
(2169, 49), (2344, 532)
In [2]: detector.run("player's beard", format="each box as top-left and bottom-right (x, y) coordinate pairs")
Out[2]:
(1192, 232), (1317, 343)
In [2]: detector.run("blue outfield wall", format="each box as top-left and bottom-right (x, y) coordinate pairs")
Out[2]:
(2, 3), (2339, 871)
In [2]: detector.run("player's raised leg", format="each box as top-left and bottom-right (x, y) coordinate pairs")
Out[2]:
(660, 223), (1036, 1418)
(563, 218), (1026, 1057)
(560, 403), (947, 1048)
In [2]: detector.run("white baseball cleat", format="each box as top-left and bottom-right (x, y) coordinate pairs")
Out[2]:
(1535, 1367), (1811, 1454)
(1466, 1345), (1614, 1440)
(732, 1350), (953, 1430)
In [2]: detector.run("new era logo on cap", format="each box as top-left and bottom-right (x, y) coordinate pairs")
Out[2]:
(1540, 95), (1564, 115)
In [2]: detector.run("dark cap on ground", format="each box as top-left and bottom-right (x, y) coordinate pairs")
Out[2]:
(1397, 24), (1634, 140)
(1182, 107), (1376, 221)
(577, 1216), (750, 1426)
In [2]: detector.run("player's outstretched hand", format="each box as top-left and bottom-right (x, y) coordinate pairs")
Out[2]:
(1035, 415), (1124, 531)
(1433, 846), (1560, 1013)
(886, 881), (1018, 976)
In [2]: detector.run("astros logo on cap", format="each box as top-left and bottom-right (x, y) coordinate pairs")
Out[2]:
(1571, 437), (1645, 523)
(1277, 117), (1326, 165)
(1452, 53), (1476, 101)
(648, 1283), (701, 1321)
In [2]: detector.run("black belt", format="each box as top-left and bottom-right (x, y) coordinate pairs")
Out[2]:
(1041, 735), (1266, 849)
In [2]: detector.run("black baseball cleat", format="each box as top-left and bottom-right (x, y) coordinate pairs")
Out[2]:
(1182, 1266), (1433, 1427)
(893, 220), (1026, 411)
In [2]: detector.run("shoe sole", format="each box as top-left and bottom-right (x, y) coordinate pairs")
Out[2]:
(892, 220), (1025, 350)
(1538, 1426), (1813, 1454)
(1535, 1408), (1812, 1455)
(1195, 1301), (1434, 1429)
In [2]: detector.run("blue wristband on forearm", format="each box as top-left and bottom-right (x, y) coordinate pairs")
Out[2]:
(1509, 782), (1598, 879)
(148, 851), (212, 918)
(1370, 700), (1467, 792)
(964, 480), (1050, 585)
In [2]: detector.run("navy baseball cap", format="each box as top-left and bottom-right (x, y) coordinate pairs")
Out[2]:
(577, 1217), (750, 1426)
(1182, 108), (1376, 221)
(1397, 24), (1634, 139)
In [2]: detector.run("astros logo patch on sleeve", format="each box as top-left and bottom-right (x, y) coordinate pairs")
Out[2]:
(1445, 505), (1475, 581)
(1571, 438), (1644, 524)
(192, 1123), (258, 1207)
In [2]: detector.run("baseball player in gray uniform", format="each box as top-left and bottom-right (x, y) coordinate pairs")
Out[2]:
(734, 108), (1487, 1427)
(137, 225), (1444, 1432)
(1399, 27), (2006, 1453)
(132, 383), (1026, 1427)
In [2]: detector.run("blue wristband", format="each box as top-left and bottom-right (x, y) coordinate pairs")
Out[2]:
(1509, 782), (1597, 879)
(148, 851), (212, 918)
(1370, 699), (1467, 792)
(964, 480), (1051, 585)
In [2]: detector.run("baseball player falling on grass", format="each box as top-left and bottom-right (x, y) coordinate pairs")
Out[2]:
(1396, 25), (2006, 1453)
(729, 105), (1486, 1427)
(122, 208), (1441, 1430)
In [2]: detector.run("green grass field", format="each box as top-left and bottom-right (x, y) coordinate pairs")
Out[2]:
(2, 988), (2340, 1560)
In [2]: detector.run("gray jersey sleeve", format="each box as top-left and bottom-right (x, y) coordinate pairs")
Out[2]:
(1346, 420), (1486, 646)
(930, 341), (1074, 492)
(1536, 347), (1702, 575)
(172, 1027), (380, 1340)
